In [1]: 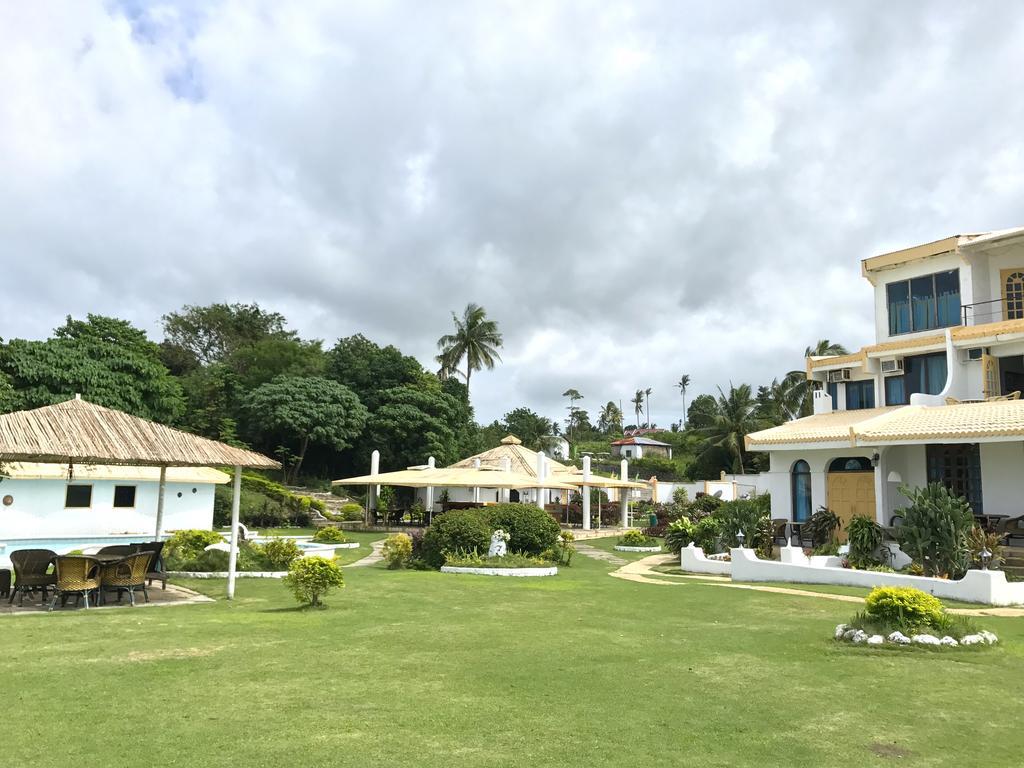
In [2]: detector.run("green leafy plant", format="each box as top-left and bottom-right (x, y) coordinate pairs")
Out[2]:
(312, 527), (351, 544)
(382, 533), (413, 569)
(619, 529), (657, 547)
(283, 556), (345, 607)
(421, 509), (493, 568)
(443, 549), (553, 568)
(665, 518), (695, 553)
(803, 506), (840, 548)
(325, 502), (364, 522)
(685, 494), (723, 521)
(546, 530), (576, 566)
(261, 537), (303, 570)
(484, 503), (560, 555)
(846, 515), (884, 567)
(692, 516), (722, 553)
(967, 526), (1004, 570)
(864, 586), (944, 632)
(896, 484), (974, 578)
(164, 529), (224, 561)
(712, 497), (770, 549)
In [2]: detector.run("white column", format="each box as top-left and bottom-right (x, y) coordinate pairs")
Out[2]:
(154, 465), (167, 539)
(620, 459), (629, 527)
(535, 452), (546, 510)
(582, 456), (592, 530)
(501, 457), (511, 502)
(873, 447), (888, 526)
(227, 465), (242, 600)
(426, 456), (436, 523)
(368, 449), (380, 525)
(472, 458), (481, 503)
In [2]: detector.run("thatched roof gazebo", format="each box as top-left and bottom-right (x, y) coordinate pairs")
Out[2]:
(0, 396), (279, 599)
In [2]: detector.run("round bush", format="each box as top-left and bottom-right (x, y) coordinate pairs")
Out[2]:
(260, 537), (303, 570)
(381, 533), (413, 569)
(283, 556), (345, 607)
(484, 503), (561, 555)
(338, 503), (365, 521)
(619, 529), (657, 547)
(865, 586), (944, 631)
(421, 509), (492, 568)
(312, 527), (351, 544)
(164, 529), (224, 561)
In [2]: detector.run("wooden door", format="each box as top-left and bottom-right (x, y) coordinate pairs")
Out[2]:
(826, 472), (876, 542)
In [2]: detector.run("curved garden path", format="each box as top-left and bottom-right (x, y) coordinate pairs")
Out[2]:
(605, 552), (1024, 617)
(347, 539), (386, 567)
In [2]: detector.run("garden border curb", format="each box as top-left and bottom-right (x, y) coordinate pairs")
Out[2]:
(614, 545), (661, 552)
(440, 566), (558, 577)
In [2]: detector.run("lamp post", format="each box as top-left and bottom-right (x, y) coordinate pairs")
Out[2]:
(980, 547), (992, 570)
(736, 530), (746, 549)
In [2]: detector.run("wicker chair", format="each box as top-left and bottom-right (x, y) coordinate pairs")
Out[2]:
(97, 544), (134, 556)
(132, 541), (167, 590)
(100, 552), (153, 606)
(48, 556), (102, 611)
(9, 549), (57, 606)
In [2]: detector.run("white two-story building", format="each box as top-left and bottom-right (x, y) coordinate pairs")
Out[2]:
(747, 227), (1024, 534)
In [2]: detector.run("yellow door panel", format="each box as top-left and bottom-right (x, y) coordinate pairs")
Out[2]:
(827, 472), (876, 543)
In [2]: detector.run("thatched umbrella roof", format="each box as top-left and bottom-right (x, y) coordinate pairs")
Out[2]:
(0, 396), (279, 469)
(333, 466), (579, 491)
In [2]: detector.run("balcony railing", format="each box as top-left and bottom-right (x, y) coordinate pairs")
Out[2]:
(961, 297), (1024, 326)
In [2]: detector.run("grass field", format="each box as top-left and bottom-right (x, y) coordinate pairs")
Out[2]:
(2, 536), (1023, 767)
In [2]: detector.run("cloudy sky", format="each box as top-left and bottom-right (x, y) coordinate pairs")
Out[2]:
(2, 1), (1024, 428)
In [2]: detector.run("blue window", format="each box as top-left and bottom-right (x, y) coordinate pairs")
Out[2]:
(826, 381), (839, 408)
(791, 460), (812, 522)
(884, 352), (947, 405)
(926, 444), (982, 514)
(845, 380), (875, 410)
(886, 269), (959, 335)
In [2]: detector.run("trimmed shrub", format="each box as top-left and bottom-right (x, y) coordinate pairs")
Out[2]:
(164, 529), (224, 561)
(665, 518), (695, 553)
(896, 484), (974, 577)
(421, 509), (492, 568)
(864, 586), (945, 632)
(443, 550), (554, 568)
(336, 503), (365, 521)
(283, 556), (345, 607)
(312, 527), (351, 544)
(261, 538), (302, 570)
(485, 503), (560, 555)
(619, 529), (657, 547)
(382, 533), (413, 569)
(692, 516), (722, 553)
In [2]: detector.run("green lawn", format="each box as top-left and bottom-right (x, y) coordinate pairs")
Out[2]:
(3, 545), (1023, 767)
(580, 533), (664, 561)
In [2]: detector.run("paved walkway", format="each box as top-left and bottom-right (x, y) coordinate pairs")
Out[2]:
(608, 553), (1024, 617)
(574, 542), (628, 567)
(347, 539), (386, 568)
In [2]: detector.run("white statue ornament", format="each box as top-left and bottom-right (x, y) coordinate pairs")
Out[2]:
(488, 529), (510, 557)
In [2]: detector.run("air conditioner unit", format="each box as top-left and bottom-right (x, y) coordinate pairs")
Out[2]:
(960, 347), (985, 362)
(880, 358), (904, 375)
(826, 368), (852, 383)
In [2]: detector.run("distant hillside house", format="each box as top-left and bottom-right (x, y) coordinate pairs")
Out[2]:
(610, 436), (673, 460)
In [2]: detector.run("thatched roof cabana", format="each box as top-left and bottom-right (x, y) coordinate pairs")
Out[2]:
(0, 396), (279, 600)
(0, 397), (278, 468)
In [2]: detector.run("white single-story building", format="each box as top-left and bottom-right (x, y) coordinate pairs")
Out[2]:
(0, 462), (229, 539)
(610, 436), (673, 460)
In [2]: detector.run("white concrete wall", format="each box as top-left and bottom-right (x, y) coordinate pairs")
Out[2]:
(980, 442), (1024, 515)
(766, 448), (877, 521)
(982, 242), (1024, 313)
(0, 478), (217, 538)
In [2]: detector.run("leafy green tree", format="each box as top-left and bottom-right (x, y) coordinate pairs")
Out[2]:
(364, 385), (460, 469)
(435, 303), (503, 394)
(562, 388), (583, 442)
(162, 302), (293, 366)
(597, 401), (623, 435)
(501, 407), (557, 451)
(327, 334), (426, 410)
(245, 376), (368, 483)
(0, 315), (184, 422)
(230, 336), (325, 390)
(695, 384), (765, 474)
(685, 393), (718, 431)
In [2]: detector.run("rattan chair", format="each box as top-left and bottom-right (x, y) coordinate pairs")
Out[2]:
(8, 549), (57, 606)
(48, 556), (102, 611)
(100, 552), (153, 606)
(97, 544), (134, 556)
(132, 541), (167, 590)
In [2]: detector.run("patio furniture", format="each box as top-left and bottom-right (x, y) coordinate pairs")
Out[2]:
(132, 541), (167, 590)
(99, 552), (153, 606)
(770, 519), (789, 546)
(787, 521), (811, 547)
(8, 549), (57, 606)
(0, 568), (10, 598)
(993, 515), (1024, 545)
(97, 544), (134, 556)
(48, 556), (102, 611)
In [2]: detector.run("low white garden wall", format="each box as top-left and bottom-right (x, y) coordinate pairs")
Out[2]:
(440, 566), (558, 577)
(679, 544), (731, 575)
(731, 547), (1024, 607)
(615, 545), (661, 552)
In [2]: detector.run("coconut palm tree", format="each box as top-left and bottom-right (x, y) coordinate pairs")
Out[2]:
(562, 388), (583, 442)
(435, 303), (503, 395)
(695, 383), (765, 473)
(630, 389), (645, 432)
(676, 374), (691, 426)
(644, 387), (653, 428)
(785, 339), (851, 417)
(597, 401), (623, 434)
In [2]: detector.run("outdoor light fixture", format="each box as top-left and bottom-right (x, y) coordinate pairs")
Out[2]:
(980, 547), (992, 570)
(736, 530), (746, 547)
(871, 452), (880, 468)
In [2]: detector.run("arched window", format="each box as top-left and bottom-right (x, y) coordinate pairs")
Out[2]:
(827, 457), (872, 473)
(1004, 271), (1024, 320)
(791, 460), (812, 522)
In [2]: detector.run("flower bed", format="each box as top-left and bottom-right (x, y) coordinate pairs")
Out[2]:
(440, 565), (558, 577)
(614, 545), (661, 552)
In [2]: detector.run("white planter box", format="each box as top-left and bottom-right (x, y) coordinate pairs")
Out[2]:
(614, 545), (661, 552)
(440, 566), (558, 577)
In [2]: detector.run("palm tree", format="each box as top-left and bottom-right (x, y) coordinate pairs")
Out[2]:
(644, 387), (652, 428)
(435, 303), (503, 395)
(597, 401), (623, 434)
(695, 383), (764, 473)
(785, 339), (850, 417)
(676, 374), (691, 426)
(562, 388), (583, 442)
(630, 390), (645, 432)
